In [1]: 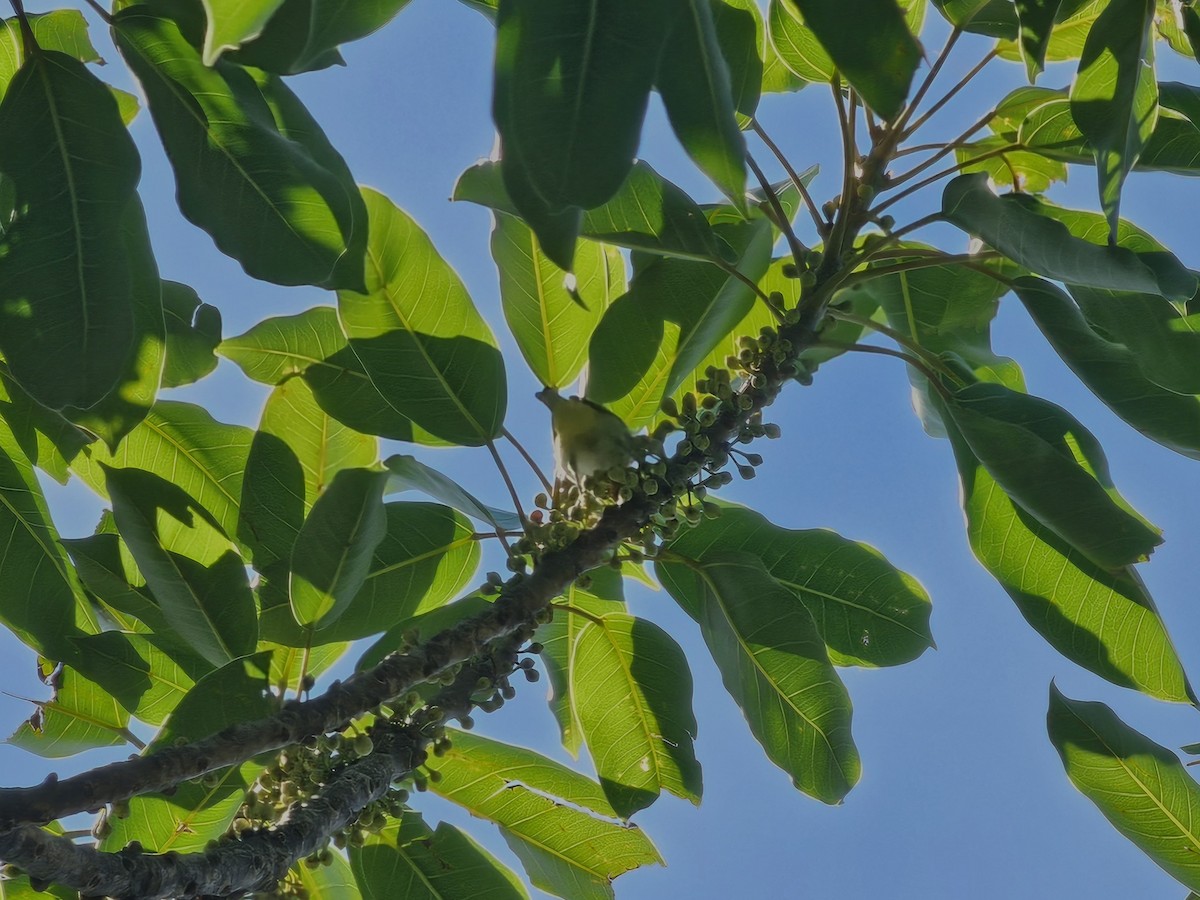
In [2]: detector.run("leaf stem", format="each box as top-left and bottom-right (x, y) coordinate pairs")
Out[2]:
(503, 427), (553, 495)
(746, 151), (810, 264)
(486, 440), (527, 529)
(750, 120), (827, 234)
(716, 258), (781, 320)
(818, 340), (954, 396)
(81, 0), (114, 24)
(886, 106), (999, 189)
(549, 602), (607, 627)
(873, 142), (1023, 214)
(894, 26), (962, 135)
(825, 307), (952, 373)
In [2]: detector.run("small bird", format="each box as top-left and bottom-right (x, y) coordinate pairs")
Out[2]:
(535, 387), (632, 498)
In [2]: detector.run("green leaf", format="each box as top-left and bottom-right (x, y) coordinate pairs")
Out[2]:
(1016, 0), (1064, 79)
(571, 613), (701, 818)
(492, 212), (625, 388)
(587, 217), (775, 428)
(102, 652), (273, 853)
(998, 0), (1104, 60)
(955, 136), (1068, 192)
(656, 0), (747, 206)
(0, 48), (142, 412)
(1020, 84), (1200, 176)
(656, 550), (860, 803)
(1068, 283), (1200, 394)
(666, 503), (934, 667)
(539, 570), (625, 756)
(61, 197), (165, 451)
(296, 850), (362, 900)
(0, 415), (97, 660)
(941, 173), (1196, 300)
(316, 502), (480, 644)
(230, 0), (413, 74)
(769, 0), (924, 88)
(71, 631), (198, 726)
(0, 11), (101, 100)
(784, 0), (921, 117)
(455, 159), (725, 263)
(1069, 0), (1157, 237)
(1048, 685), (1200, 889)
(105, 466), (257, 667)
(0, 362), (90, 485)
(941, 381), (1162, 570)
(7, 666), (130, 759)
(711, 0), (764, 122)
(200, 0), (286, 63)
(241, 377), (378, 570)
(854, 248), (1021, 437)
(289, 467), (389, 629)
(72, 401), (254, 553)
(162, 281), (221, 389)
(1013, 277), (1200, 460)
(351, 813), (529, 900)
(114, 7), (368, 291)
(218, 307), (433, 443)
(339, 188), (506, 446)
(492, 0), (667, 242)
(383, 455), (521, 533)
(430, 730), (663, 900)
(940, 406), (1193, 701)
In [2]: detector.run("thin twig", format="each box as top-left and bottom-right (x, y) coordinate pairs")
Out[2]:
(750, 120), (827, 234)
(502, 427), (553, 495)
(817, 340), (953, 396)
(894, 26), (962, 135)
(716, 258), (781, 319)
(825, 307), (950, 373)
(902, 48), (1000, 140)
(486, 440), (527, 529)
(873, 143), (1024, 215)
(746, 152), (809, 267)
(886, 106), (999, 189)
(549, 602), (607, 627)
(81, 0), (114, 24)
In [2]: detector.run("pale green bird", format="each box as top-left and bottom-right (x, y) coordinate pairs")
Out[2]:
(535, 387), (633, 491)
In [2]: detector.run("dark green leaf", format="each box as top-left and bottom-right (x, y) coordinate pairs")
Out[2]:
(587, 218), (774, 427)
(666, 503), (934, 667)
(493, 0), (666, 223)
(105, 466), (257, 667)
(317, 502), (480, 644)
(61, 197), (165, 451)
(218, 307), (432, 443)
(657, 0), (747, 206)
(932, 0), (1019, 37)
(455, 159), (725, 263)
(941, 173), (1196, 300)
(430, 730), (663, 900)
(339, 188), (506, 446)
(492, 212), (625, 388)
(998, 0), (1103, 60)
(572, 613), (702, 817)
(786, 0), (921, 117)
(0, 415), (97, 661)
(0, 363), (90, 485)
(1013, 277), (1200, 460)
(941, 381), (1161, 570)
(383, 455), (522, 533)
(1048, 685), (1200, 889)
(240, 377), (377, 570)
(711, 0), (764, 122)
(656, 550), (859, 803)
(1069, 0), (1157, 237)
(0, 49), (141, 411)
(289, 467), (388, 629)
(114, 7), (368, 290)
(940, 406), (1192, 701)
(71, 631), (197, 726)
(230, 0), (413, 74)
(1016, 0), (1064, 79)
(956, 136), (1068, 192)
(162, 281), (221, 389)
(351, 813), (528, 900)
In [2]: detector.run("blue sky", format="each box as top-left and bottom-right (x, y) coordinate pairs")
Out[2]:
(4, 2), (1200, 897)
